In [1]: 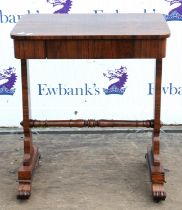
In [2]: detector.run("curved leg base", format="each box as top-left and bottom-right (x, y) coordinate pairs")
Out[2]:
(17, 146), (40, 200)
(146, 146), (166, 202)
(152, 183), (166, 202)
(17, 182), (31, 199)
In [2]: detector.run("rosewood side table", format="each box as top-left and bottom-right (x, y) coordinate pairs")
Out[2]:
(10, 13), (170, 201)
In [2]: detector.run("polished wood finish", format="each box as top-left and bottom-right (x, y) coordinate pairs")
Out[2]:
(13, 39), (167, 59)
(11, 14), (170, 39)
(11, 14), (170, 201)
(21, 119), (154, 128)
(11, 14), (169, 59)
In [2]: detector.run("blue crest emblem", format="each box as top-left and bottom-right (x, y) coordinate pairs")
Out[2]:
(47, 0), (72, 14)
(0, 67), (17, 95)
(164, 0), (182, 21)
(103, 66), (128, 95)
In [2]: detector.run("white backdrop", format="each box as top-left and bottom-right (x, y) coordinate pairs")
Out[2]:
(0, 0), (182, 126)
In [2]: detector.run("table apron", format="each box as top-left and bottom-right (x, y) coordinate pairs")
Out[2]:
(13, 39), (167, 59)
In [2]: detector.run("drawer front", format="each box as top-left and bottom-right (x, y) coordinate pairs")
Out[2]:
(46, 39), (166, 59)
(13, 39), (166, 59)
(14, 40), (46, 59)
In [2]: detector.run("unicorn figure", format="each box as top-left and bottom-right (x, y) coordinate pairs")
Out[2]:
(47, 0), (72, 14)
(0, 67), (17, 95)
(165, 0), (182, 16)
(103, 66), (128, 95)
(0, 67), (17, 90)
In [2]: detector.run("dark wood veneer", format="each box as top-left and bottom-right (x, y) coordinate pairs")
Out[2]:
(10, 13), (170, 201)
(13, 39), (167, 59)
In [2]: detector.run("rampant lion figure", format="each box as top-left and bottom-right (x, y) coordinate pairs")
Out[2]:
(0, 67), (17, 90)
(165, 0), (182, 15)
(47, 0), (72, 14)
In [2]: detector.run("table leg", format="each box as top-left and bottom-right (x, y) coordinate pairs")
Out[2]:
(17, 59), (40, 199)
(146, 58), (166, 202)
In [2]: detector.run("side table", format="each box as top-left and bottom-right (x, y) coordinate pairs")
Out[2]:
(11, 13), (170, 201)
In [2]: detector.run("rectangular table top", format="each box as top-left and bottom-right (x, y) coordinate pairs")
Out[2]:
(11, 13), (170, 40)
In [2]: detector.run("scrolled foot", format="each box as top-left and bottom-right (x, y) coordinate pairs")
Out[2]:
(152, 183), (166, 202)
(17, 182), (31, 199)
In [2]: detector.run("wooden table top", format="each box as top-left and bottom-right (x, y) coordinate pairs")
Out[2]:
(11, 13), (170, 40)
